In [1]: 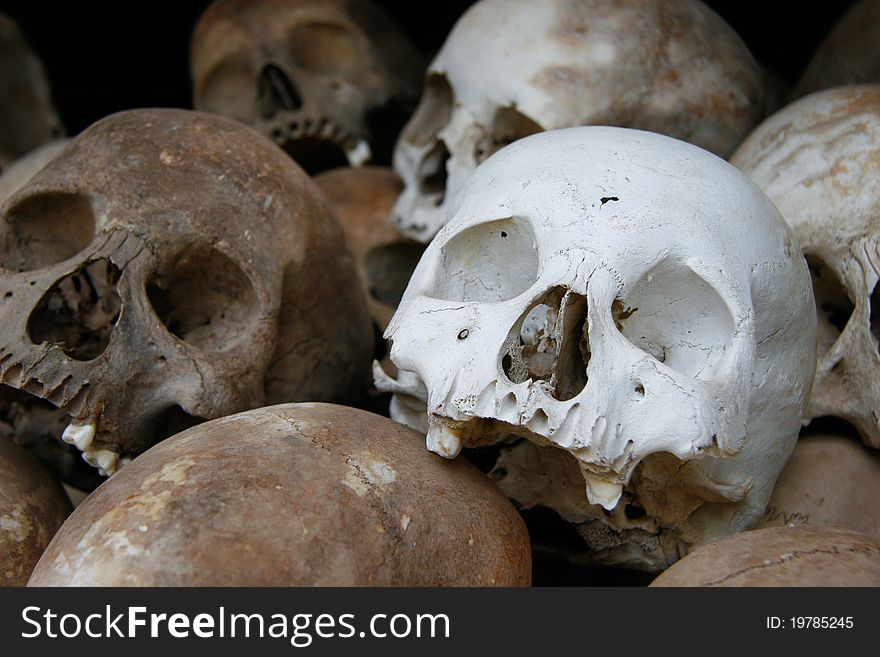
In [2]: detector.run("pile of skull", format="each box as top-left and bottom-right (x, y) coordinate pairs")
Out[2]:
(2, 0), (880, 587)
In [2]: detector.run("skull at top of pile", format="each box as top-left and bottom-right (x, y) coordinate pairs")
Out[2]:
(0, 108), (372, 488)
(392, 0), (764, 244)
(377, 126), (816, 570)
(190, 0), (423, 174)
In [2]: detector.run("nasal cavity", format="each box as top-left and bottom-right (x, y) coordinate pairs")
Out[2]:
(27, 258), (122, 361)
(501, 287), (589, 401)
(418, 141), (450, 206)
(259, 64), (302, 119)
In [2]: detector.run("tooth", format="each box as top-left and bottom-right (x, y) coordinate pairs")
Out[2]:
(83, 448), (119, 477)
(585, 476), (623, 510)
(61, 422), (96, 451)
(345, 139), (372, 167)
(426, 422), (462, 459)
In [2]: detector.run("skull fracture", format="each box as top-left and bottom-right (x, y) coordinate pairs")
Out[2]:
(376, 127), (816, 570)
(392, 0), (764, 243)
(0, 109), (372, 488)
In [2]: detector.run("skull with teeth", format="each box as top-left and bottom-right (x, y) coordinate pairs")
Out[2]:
(731, 85), (880, 448)
(376, 127), (816, 569)
(190, 0), (423, 174)
(392, 0), (764, 244)
(0, 108), (372, 487)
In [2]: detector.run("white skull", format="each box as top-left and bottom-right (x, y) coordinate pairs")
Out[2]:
(731, 85), (880, 448)
(392, 0), (763, 243)
(377, 126), (816, 569)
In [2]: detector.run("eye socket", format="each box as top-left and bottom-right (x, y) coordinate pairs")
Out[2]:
(427, 217), (539, 303)
(474, 107), (543, 164)
(805, 254), (855, 358)
(401, 74), (453, 147)
(291, 23), (360, 74)
(147, 245), (259, 352)
(0, 192), (95, 273)
(616, 262), (735, 381)
(197, 59), (258, 123)
(27, 258), (121, 361)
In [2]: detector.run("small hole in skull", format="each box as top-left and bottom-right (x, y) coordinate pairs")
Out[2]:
(0, 192), (95, 272)
(4, 291), (10, 298)
(27, 258), (122, 361)
(281, 137), (349, 176)
(364, 241), (426, 307)
(634, 383), (645, 395)
(502, 287), (589, 401)
(806, 254), (855, 357)
(147, 245), (258, 352)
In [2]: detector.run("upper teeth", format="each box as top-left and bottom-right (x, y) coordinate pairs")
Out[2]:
(61, 422), (95, 451)
(585, 476), (623, 510)
(345, 139), (372, 167)
(82, 448), (119, 477)
(61, 420), (122, 477)
(426, 422), (462, 459)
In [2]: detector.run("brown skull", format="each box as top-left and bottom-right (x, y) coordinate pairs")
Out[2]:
(0, 108), (372, 488)
(191, 0), (424, 174)
(0, 13), (64, 172)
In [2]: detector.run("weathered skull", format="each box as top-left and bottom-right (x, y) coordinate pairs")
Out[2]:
(393, 0), (764, 243)
(0, 109), (372, 488)
(731, 85), (880, 448)
(191, 0), (423, 174)
(0, 13), (63, 171)
(377, 127), (816, 570)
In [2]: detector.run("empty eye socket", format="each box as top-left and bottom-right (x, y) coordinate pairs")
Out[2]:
(427, 217), (539, 303)
(616, 262), (735, 381)
(198, 59), (258, 123)
(401, 74), (453, 147)
(475, 108), (543, 164)
(805, 254), (855, 357)
(0, 192), (95, 272)
(291, 23), (360, 74)
(27, 258), (121, 361)
(147, 245), (259, 352)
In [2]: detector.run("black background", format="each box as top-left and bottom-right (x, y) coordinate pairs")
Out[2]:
(0, 1), (862, 137)
(0, 0), (870, 591)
